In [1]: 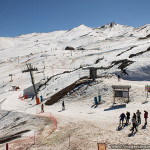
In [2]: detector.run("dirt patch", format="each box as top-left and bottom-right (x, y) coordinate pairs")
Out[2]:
(29, 120), (100, 150)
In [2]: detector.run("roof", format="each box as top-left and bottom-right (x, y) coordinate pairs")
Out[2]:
(112, 85), (131, 89)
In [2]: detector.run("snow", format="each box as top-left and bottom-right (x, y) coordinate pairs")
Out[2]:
(0, 23), (150, 149)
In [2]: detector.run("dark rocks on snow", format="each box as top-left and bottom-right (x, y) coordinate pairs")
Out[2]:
(77, 47), (85, 50)
(129, 47), (150, 58)
(139, 34), (150, 40)
(65, 46), (75, 50)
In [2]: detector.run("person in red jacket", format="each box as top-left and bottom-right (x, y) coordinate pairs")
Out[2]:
(144, 110), (148, 125)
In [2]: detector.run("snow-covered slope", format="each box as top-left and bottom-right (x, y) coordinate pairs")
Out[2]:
(0, 22), (150, 96)
(0, 23), (150, 89)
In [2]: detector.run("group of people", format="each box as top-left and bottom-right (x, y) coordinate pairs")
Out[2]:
(119, 110), (148, 133)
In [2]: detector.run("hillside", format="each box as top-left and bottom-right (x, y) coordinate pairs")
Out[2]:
(0, 23), (150, 149)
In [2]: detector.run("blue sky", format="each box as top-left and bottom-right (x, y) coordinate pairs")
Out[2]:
(0, 0), (150, 37)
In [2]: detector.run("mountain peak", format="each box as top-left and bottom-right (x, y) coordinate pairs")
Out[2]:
(79, 24), (86, 27)
(69, 24), (91, 32)
(103, 22), (118, 28)
(75, 24), (89, 29)
(108, 22), (117, 28)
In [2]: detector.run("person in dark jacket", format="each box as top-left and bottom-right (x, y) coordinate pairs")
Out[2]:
(132, 115), (137, 133)
(62, 101), (65, 110)
(117, 75), (121, 82)
(144, 110), (148, 125)
(41, 103), (44, 113)
(126, 111), (130, 124)
(136, 110), (141, 124)
(133, 113), (136, 120)
(120, 113), (126, 127)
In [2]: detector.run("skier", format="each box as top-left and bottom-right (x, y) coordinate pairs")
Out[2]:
(133, 113), (136, 120)
(126, 111), (130, 125)
(144, 110), (148, 125)
(62, 101), (65, 110)
(117, 75), (121, 82)
(119, 113), (126, 127)
(132, 115), (137, 133)
(136, 110), (141, 124)
(41, 103), (44, 113)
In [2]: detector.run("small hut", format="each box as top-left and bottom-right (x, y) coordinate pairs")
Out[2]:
(112, 85), (131, 104)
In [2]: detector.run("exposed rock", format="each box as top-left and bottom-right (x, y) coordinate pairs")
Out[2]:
(65, 46), (75, 50)
(129, 47), (150, 58)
